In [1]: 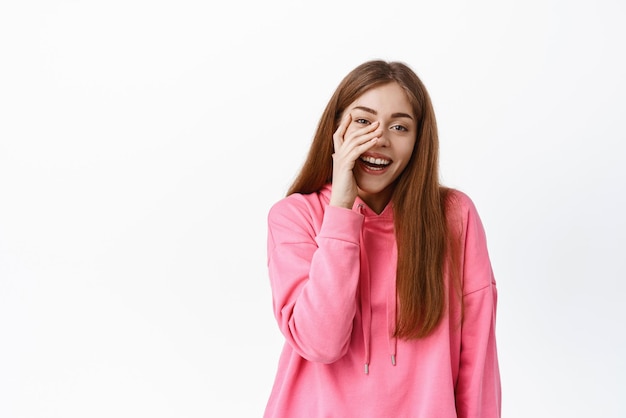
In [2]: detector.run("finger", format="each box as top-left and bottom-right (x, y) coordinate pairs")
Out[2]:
(333, 113), (352, 151)
(344, 121), (381, 145)
(350, 136), (380, 158)
(347, 125), (383, 148)
(339, 133), (380, 164)
(334, 113), (352, 140)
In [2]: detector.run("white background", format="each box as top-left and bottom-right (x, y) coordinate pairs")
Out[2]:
(1, 0), (625, 417)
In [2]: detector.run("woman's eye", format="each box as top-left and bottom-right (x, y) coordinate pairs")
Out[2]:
(355, 118), (370, 125)
(392, 125), (408, 132)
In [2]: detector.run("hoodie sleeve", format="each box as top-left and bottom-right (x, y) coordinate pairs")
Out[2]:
(267, 197), (363, 363)
(454, 195), (502, 418)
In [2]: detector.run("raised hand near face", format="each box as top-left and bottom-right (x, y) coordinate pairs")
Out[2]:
(330, 113), (383, 209)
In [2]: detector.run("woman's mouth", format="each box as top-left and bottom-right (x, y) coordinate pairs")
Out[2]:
(359, 155), (391, 171)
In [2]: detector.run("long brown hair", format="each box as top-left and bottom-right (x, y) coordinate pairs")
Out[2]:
(288, 60), (459, 339)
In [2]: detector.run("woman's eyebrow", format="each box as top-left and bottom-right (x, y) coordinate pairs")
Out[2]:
(353, 105), (378, 115)
(391, 112), (414, 120)
(353, 106), (414, 120)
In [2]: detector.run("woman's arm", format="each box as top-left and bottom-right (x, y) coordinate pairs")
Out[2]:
(267, 198), (362, 363)
(454, 195), (502, 418)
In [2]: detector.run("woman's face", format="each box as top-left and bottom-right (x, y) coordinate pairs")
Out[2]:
(343, 82), (417, 212)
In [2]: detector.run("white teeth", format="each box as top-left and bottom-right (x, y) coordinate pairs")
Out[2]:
(361, 156), (391, 165)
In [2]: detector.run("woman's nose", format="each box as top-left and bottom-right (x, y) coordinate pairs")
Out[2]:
(376, 129), (390, 147)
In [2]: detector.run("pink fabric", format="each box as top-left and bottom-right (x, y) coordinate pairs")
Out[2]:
(265, 185), (501, 418)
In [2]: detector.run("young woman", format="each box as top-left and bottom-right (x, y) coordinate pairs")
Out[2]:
(264, 60), (501, 417)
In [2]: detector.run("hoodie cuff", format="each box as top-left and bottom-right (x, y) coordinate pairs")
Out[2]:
(317, 205), (363, 244)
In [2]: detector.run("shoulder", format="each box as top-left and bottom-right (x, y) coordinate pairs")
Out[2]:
(267, 187), (333, 242)
(268, 189), (329, 224)
(445, 189), (495, 292)
(444, 188), (482, 227)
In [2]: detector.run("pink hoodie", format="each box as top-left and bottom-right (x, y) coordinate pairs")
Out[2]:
(265, 185), (500, 418)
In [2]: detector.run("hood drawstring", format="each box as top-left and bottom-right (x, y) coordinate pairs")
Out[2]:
(358, 204), (372, 375)
(357, 204), (398, 375)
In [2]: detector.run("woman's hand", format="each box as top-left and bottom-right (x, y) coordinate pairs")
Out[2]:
(330, 113), (382, 209)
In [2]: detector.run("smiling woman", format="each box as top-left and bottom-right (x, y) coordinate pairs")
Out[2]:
(264, 60), (501, 418)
